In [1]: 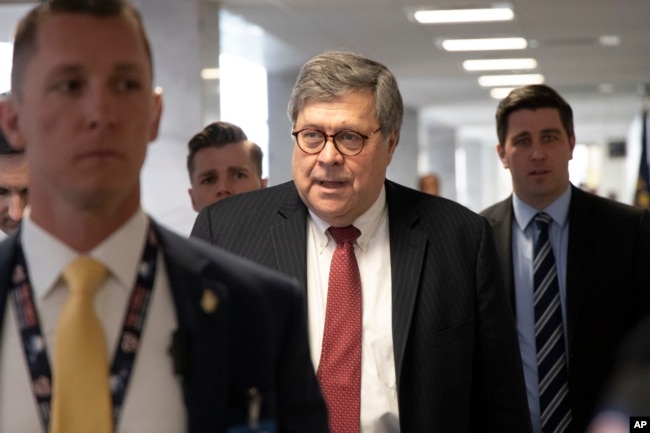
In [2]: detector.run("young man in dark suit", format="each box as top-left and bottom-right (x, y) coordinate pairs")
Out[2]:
(0, 125), (28, 236)
(192, 50), (532, 433)
(481, 84), (650, 433)
(0, 1), (328, 432)
(186, 121), (268, 212)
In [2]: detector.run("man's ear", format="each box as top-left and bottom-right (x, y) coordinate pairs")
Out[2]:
(149, 86), (164, 142)
(568, 135), (576, 160)
(385, 130), (399, 165)
(496, 143), (509, 169)
(188, 188), (200, 213)
(0, 98), (26, 151)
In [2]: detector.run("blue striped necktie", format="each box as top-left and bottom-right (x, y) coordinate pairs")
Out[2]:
(533, 213), (572, 432)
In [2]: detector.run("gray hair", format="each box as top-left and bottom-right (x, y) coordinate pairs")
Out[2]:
(288, 50), (403, 142)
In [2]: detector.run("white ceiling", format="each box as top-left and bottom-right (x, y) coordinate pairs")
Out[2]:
(218, 0), (650, 140)
(1, 0), (648, 141)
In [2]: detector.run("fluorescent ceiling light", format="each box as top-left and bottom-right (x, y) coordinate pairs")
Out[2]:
(441, 37), (527, 51)
(414, 7), (514, 24)
(599, 35), (621, 46)
(463, 58), (537, 71)
(478, 74), (545, 87)
(597, 83), (614, 93)
(490, 87), (515, 99)
(201, 68), (220, 80)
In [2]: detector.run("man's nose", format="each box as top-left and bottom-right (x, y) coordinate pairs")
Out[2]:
(8, 193), (26, 221)
(531, 141), (546, 160)
(317, 137), (345, 163)
(215, 182), (232, 198)
(85, 86), (117, 130)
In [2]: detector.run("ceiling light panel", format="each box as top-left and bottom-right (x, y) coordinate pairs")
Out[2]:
(598, 35), (621, 46)
(201, 68), (220, 80)
(414, 7), (514, 24)
(462, 58), (537, 71)
(478, 74), (545, 87)
(490, 87), (515, 99)
(441, 37), (528, 51)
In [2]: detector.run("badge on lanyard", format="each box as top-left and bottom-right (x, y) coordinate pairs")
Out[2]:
(226, 388), (277, 433)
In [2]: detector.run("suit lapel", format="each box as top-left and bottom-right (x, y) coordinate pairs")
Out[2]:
(565, 186), (598, 348)
(0, 231), (19, 340)
(489, 199), (516, 312)
(385, 182), (427, 386)
(270, 184), (309, 290)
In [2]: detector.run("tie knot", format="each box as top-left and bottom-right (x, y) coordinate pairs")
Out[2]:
(534, 212), (553, 229)
(328, 225), (361, 245)
(63, 256), (107, 296)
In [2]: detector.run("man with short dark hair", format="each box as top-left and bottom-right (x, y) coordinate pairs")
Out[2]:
(482, 84), (650, 433)
(0, 1), (328, 432)
(187, 121), (267, 211)
(0, 127), (27, 235)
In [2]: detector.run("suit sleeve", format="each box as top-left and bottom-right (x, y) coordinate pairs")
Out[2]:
(471, 218), (533, 433)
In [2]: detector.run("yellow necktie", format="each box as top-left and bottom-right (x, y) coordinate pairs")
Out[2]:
(51, 256), (112, 433)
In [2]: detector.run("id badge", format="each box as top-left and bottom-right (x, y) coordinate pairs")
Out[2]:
(227, 420), (277, 433)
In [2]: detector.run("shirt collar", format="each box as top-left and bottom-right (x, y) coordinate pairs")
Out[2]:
(512, 185), (572, 231)
(21, 208), (149, 300)
(309, 185), (387, 252)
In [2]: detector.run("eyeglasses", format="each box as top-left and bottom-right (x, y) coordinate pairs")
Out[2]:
(291, 127), (382, 156)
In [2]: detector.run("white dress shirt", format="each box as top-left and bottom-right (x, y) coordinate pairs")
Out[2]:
(0, 209), (185, 433)
(307, 186), (400, 433)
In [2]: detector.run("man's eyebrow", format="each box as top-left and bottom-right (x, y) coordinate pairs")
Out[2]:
(227, 166), (249, 172)
(114, 63), (147, 73)
(197, 169), (217, 177)
(511, 131), (531, 140)
(45, 63), (145, 77)
(46, 64), (84, 77)
(540, 128), (563, 135)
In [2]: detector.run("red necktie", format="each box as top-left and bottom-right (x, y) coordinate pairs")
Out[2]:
(318, 225), (362, 433)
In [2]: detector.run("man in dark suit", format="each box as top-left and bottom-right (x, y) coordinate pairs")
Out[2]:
(0, 125), (28, 236)
(0, 1), (328, 432)
(481, 84), (650, 433)
(186, 121), (268, 212)
(192, 50), (532, 433)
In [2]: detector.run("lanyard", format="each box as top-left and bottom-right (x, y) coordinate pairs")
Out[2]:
(10, 225), (159, 432)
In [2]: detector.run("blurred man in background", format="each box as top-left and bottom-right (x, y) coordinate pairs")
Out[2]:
(187, 121), (267, 211)
(0, 125), (27, 236)
(418, 173), (440, 196)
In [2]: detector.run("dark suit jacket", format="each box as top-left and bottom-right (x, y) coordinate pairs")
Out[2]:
(481, 185), (650, 432)
(192, 180), (533, 433)
(0, 220), (329, 433)
(596, 313), (650, 418)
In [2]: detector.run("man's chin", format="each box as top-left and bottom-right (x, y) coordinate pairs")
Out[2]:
(0, 221), (20, 235)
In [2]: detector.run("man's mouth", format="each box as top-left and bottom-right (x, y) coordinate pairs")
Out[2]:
(318, 180), (346, 188)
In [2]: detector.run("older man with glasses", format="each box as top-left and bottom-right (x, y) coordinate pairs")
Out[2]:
(192, 50), (531, 433)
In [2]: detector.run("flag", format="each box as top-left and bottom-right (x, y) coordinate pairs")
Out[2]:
(634, 108), (650, 208)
